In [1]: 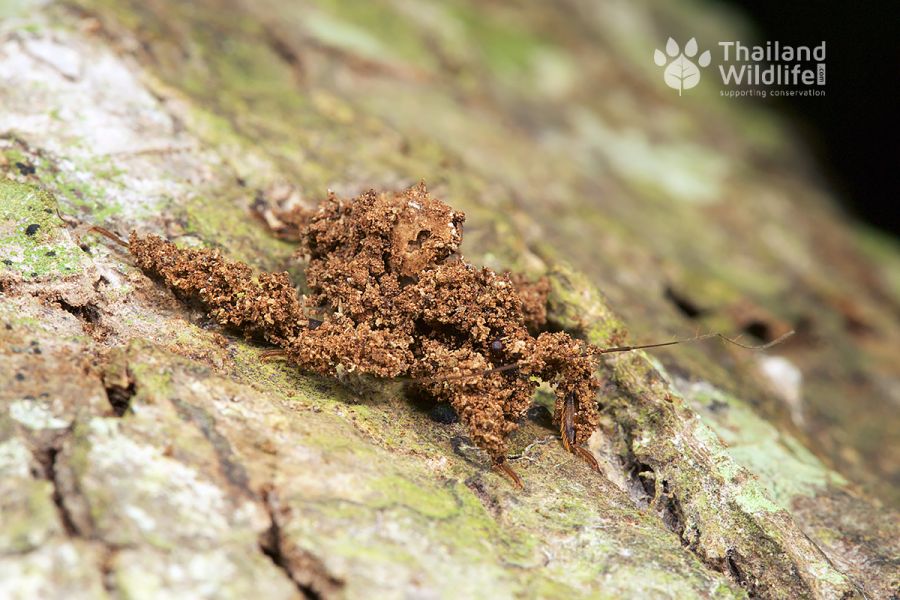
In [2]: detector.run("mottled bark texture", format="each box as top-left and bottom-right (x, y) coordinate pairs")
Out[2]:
(1, 0), (897, 598)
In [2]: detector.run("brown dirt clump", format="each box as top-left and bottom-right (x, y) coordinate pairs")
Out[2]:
(125, 183), (601, 477)
(508, 272), (551, 332)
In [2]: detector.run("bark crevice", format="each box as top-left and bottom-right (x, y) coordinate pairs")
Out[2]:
(258, 485), (344, 600)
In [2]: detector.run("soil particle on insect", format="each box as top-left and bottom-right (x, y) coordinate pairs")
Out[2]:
(124, 184), (602, 473)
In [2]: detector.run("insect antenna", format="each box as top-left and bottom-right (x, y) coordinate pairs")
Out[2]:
(89, 225), (129, 248)
(590, 329), (795, 355)
(414, 330), (794, 385)
(50, 209), (129, 249)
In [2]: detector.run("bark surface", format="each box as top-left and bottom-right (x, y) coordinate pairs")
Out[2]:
(1, 1), (898, 598)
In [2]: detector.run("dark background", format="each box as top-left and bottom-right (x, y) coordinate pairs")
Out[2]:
(724, 0), (898, 236)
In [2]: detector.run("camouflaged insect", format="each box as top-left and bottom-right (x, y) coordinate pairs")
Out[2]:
(114, 183), (613, 484)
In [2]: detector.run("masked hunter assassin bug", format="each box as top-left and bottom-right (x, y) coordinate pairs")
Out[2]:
(89, 183), (791, 487)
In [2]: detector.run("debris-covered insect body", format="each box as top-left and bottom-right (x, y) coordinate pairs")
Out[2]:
(123, 183), (604, 480)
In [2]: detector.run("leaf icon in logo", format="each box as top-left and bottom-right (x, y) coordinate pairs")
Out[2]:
(685, 37), (698, 57)
(654, 37), (712, 96)
(665, 37), (679, 57)
(653, 49), (667, 66)
(663, 55), (701, 96)
(684, 37), (712, 67)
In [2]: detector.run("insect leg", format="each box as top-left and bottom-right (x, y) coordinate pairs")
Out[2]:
(523, 332), (602, 470)
(560, 393), (575, 454)
(127, 233), (309, 346)
(260, 348), (289, 362)
(494, 460), (524, 489)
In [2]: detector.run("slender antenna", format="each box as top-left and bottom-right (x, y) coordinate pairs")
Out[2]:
(591, 330), (795, 355)
(415, 330), (794, 385)
(55, 206), (80, 228)
(49, 209), (127, 249)
(715, 330), (795, 350)
(89, 226), (129, 248)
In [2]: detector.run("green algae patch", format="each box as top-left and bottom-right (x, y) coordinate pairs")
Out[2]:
(449, 3), (554, 82)
(546, 263), (627, 345)
(306, 1), (434, 71)
(732, 480), (781, 515)
(24, 146), (127, 223)
(0, 0), (40, 19)
(680, 380), (847, 508)
(599, 565), (740, 600)
(180, 193), (295, 271)
(0, 436), (62, 552)
(368, 475), (460, 520)
(1, 138), (127, 223)
(0, 181), (86, 279)
(123, 357), (174, 401)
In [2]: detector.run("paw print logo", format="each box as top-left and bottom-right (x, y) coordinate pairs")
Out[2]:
(654, 37), (711, 96)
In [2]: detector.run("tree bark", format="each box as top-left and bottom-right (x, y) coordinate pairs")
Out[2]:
(1, 1), (897, 598)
